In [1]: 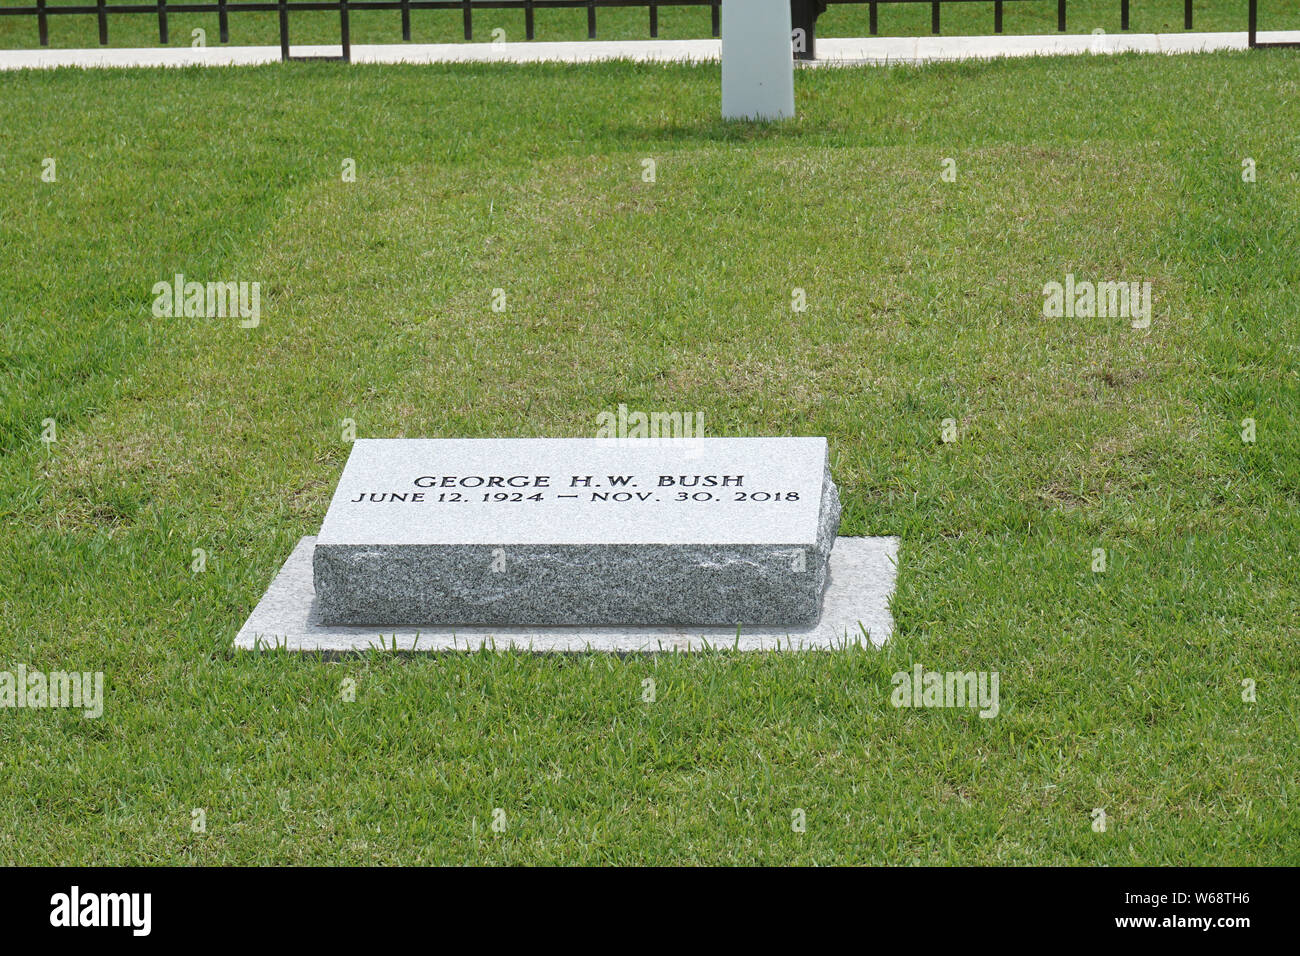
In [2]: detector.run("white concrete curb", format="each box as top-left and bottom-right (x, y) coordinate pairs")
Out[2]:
(1, 31), (1296, 71)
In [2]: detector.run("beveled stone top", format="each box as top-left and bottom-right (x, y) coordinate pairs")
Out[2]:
(316, 437), (831, 546)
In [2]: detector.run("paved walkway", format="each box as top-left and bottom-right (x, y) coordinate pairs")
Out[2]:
(1, 32), (1295, 71)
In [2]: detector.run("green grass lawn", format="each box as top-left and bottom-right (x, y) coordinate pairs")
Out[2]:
(0, 49), (1297, 864)
(2, 0), (1295, 50)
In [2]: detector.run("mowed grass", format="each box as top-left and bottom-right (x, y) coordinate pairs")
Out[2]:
(0, 51), (1298, 864)
(2, 0), (1295, 50)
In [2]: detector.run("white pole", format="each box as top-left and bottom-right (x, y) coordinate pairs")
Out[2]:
(721, 0), (795, 121)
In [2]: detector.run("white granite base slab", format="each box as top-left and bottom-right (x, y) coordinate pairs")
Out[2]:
(235, 535), (898, 652)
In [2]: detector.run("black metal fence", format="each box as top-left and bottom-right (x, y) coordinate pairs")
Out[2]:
(0, 0), (1294, 63)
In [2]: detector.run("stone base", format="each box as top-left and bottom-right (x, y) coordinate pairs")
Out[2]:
(236, 536), (899, 652)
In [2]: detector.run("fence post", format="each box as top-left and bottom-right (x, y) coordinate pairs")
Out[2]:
(791, 0), (821, 59)
(1121, 0), (1128, 30)
(1248, 0), (1256, 47)
(712, 1), (720, 38)
(931, 2), (940, 33)
(98, 0), (108, 45)
(158, 0), (168, 45)
(1184, 0), (1192, 29)
(340, 0), (350, 62)
(462, 0), (471, 41)
(649, 1), (657, 38)
(870, 1), (877, 35)
(526, 0), (535, 40)
(37, 0), (48, 47)
(994, 0), (1002, 33)
(401, 0), (410, 41)
(587, 0), (596, 38)
(219, 0), (229, 43)
(1057, 0), (1065, 31)
(278, 0), (289, 60)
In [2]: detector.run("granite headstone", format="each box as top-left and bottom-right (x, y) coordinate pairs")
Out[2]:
(312, 437), (840, 627)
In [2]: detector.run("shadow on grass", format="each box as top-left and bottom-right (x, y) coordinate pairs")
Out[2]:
(606, 115), (809, 147)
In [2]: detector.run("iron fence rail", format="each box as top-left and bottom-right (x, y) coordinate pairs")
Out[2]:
(0, 0), (1292, 62)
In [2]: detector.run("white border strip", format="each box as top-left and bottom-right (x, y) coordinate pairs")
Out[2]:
(2, 32), (1297, 71)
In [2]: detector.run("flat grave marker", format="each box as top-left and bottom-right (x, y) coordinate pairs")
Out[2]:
(313, 437), (839, 627)
(236, 436), (900, 652)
